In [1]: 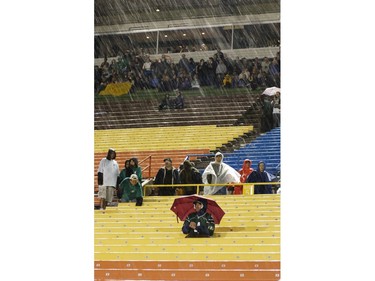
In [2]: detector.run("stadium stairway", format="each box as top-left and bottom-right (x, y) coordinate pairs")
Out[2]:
(94, 194), (280, 281)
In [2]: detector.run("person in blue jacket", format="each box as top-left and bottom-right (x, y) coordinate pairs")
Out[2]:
(246, 161), (273, 194)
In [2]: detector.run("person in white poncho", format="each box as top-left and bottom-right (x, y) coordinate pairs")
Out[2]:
(202, 152), (241, 195)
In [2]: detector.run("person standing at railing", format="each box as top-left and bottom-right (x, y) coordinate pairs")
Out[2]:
(236, 159), (254, 194)
(154, 158), (180, 196)
(179, 160), (202, 195)
(202, 152), (240, 195)
(246, 161), (273, 194)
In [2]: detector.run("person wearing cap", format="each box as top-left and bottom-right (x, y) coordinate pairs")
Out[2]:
(154, 158), (180, 196)
(202, 152), (240, 195)
(182, 199), (215, 237)
(97, 148), (120, 212)
(118, 174), (143, 206)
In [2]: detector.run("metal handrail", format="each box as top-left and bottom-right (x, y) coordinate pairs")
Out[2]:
(139, 155), (152, 179)
(143, 182), (281, 196)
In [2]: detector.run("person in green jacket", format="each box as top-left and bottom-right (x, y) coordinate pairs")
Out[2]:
(118, 160), (132, 199)
(129, 157), (142, 182)
(119, 174), (143, 206)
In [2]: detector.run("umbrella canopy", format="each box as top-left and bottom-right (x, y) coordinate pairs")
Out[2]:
(261, 86), (281, 96)
(170, 195), (225, 224)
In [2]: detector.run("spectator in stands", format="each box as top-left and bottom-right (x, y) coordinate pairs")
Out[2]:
(237, 68), (250, 88)
(261, 57), (270, 73)
(174, 90), (184, 109)
(100, 56), (110, 74)
(178, 54), (190, 74)
(248, 71), (259, 90)
(182, 198), (215, 237)
(191, 74), (201, 89)
(129, 157), (142, 182)
(253, 57), (262, 71)
(246, 161), (273, 194)
(202, 152), (240, 195)
(272, 91), (281, 127)
(215, 59), (227, 88)
(206, 57), (217, 86)
(158, 93), (172, 110)
(118, 174), (143, 206)
(94, 65), (102, 94)
(196, 59), (209, 86)
(223, 73), (232, 88)
(159, 69), (173, 92)
(188, 58), (196, 76)
(269, 58), (280, 87)
(236, 159), (254, 194)
(216, 47), (224, 61)
(118, 160), (132, 199)
(260, 95), (274, 132)
(179, 160), (202, 195)
(97, 148), (120, 212)
(154, 158), (180, 196)
(142, 56), (153, 80)
(177, 70), (192, 90)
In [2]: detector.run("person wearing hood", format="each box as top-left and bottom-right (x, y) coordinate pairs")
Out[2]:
(154, 158), (180, 196)
(202, 152), (241, 195)
(236, 159), (254, 194)
(182, 199), (215, 237)
(246, 161), (273, 194)
(97, 148), (120, 212)
(118, 160), (132, 199)
(118, 174), (143, 206)
(129, 157), (142, 183)
(179, 160), (202, 195)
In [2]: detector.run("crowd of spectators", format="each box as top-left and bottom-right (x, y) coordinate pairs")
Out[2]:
(94, 48), (280, 95)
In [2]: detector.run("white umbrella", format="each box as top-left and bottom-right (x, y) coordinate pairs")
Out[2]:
(262, 87), (281, 96)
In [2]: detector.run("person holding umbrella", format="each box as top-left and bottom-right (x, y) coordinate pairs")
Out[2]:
(181, 198), (215, 237)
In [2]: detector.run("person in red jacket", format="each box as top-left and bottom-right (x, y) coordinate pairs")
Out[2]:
(235, 159), (254, 194)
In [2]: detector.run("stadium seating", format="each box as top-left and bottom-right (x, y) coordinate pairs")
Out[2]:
(222, 127), (280, 175)
(94, 194), (280, 280)
(94, 125), (254, 195)
(94, 92), (261, 130)
(94, 77), (280, 281)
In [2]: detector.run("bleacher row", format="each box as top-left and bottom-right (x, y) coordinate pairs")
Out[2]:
(94, 92), (261, 130)
(94, 195), (280, 280)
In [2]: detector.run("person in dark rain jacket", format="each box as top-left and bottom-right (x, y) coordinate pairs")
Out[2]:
(179, 160), (202, 195)
(154, 158), (180, 196)
(246, 161), (273, 194)
(182, 199), (215, 237)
